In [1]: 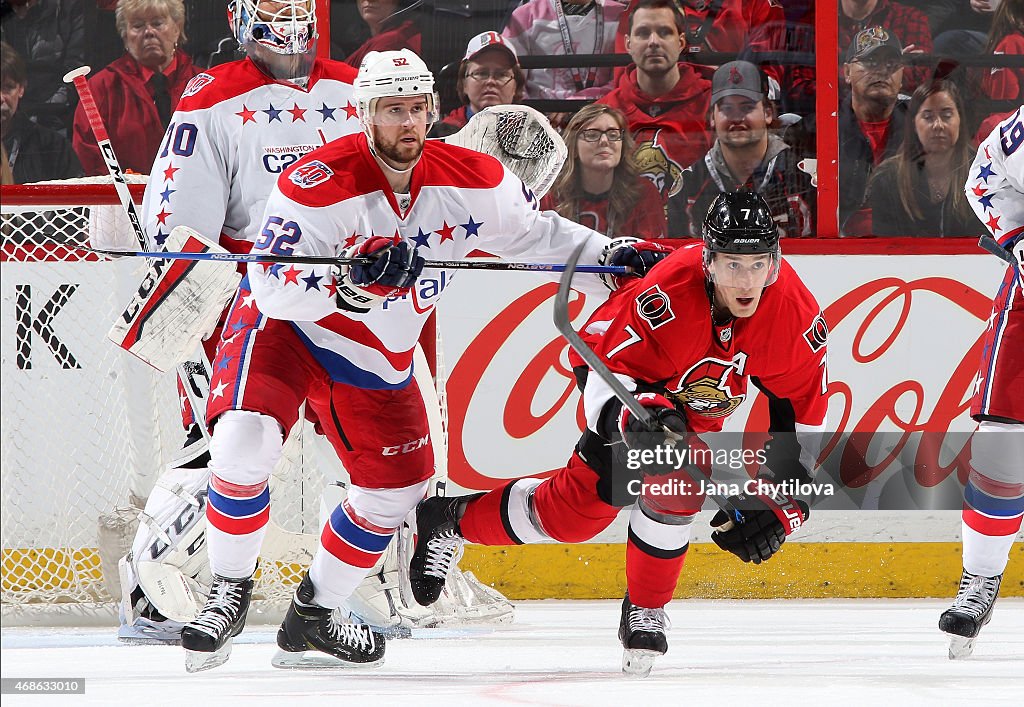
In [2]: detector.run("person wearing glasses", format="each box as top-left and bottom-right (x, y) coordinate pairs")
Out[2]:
(668, 61), (815, 239)
(838, 26), (910, 236)
(838, 0), (932, 94)
(432, 31), (525, 138)
(542, 103), (666, 238)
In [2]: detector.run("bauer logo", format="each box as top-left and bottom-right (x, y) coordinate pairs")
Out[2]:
(289, 161), (333, 188)
(182, 73), (214, 98)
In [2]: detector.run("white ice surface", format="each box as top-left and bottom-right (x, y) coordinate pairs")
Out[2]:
(2, 599), (1022, 706)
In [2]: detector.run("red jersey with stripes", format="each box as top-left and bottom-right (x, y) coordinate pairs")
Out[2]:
(247, 133), (612, 389)
(575, 244), (827, 457)
(966, 106), (1024, 422)
(135, 57), (360, 254)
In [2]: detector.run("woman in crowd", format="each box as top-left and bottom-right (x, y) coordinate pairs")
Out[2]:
(867, 78), (984, 237)
(542, 103), (666, 239)
(975, 0), (1024, 142)
(431, 31), (525, 138)
(344, 0), (420, 68)
(71, 0), (200, 176)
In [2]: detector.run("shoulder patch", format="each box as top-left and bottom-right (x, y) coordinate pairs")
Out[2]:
(636, 284), (675, 329)
(182, 73), (215, 98)
(289, 160), (334, 188)
(803, 312), (828, 353)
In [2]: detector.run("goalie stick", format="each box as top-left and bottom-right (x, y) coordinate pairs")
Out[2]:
(978, 235), (1021, 273)
(76, 229), (630, 275)
(553, 242), (744, 524)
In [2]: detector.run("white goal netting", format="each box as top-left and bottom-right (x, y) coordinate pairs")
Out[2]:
(0, 179), (444, 626)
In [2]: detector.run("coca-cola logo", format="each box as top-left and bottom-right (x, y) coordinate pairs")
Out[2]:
(445, 272), (996, 493)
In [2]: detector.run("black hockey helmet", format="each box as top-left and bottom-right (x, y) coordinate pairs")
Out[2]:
(702, 190), (781, 286)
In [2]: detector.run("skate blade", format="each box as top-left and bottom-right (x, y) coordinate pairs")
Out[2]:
(622, 649), (660, 677)
(185, 641), (233, 673)
(947, 635), (977, 660)
(271, 649), (384, 670)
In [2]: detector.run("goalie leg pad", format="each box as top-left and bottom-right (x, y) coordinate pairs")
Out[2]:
(108, 226), (241, 373)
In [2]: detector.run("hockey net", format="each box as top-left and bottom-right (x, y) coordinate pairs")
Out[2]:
(0, 178), (443, 626)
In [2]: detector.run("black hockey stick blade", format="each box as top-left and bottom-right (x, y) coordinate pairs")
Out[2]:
(978, 235), (1019, 270)
(552, 243), (743, 521)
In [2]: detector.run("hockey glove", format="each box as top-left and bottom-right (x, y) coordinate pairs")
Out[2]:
(710, 489), (809, 564)
(599, 237), (671, 291)
(617, 393), (689, 476)
(336, 236), (425, 313)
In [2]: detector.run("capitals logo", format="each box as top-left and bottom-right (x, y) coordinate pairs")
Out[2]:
(289, 160), (334, 188)
(667, 354), (748, 418)
(182, 73), (214, 98)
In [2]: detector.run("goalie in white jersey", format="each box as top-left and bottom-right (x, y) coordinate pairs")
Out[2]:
(939, 105), (1024, 659)
(179, 47), (668, 671)
(115, 0), (361, 642)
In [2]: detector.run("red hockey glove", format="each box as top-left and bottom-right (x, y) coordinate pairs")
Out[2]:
(710, 488), (809, 564)
(599, 237), (671, 290)
(617, 393), (690, 476)
(337, 236), (425, 312)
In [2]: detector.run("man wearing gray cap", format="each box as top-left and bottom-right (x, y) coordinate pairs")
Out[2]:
(838, 26), (909, 236)
(668, 60), (815, 239)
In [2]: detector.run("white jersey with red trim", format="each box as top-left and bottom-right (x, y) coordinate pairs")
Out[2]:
(967, 105), (1024, 249)
(138, 57), (360, 254)
(247, 133), (612, 389)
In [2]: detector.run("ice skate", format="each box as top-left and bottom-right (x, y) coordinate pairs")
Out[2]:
(273, 573), (385, 669)
(939, 570), (1002, 659)
(409, 495), (469, 606)
(618, 593), (670, 677)
(180, 575), (253, 673)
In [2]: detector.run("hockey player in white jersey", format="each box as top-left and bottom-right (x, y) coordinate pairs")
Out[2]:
(115, 0), (361, 642)
(178, 47), (669, 672)
(940, 105), (1024, 659)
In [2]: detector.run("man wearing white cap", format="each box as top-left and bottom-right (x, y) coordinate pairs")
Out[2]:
(434, 31), (525, 136)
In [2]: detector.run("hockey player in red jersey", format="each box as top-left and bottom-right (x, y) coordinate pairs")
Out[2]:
(178, 47), (668, 672)
(411, 190), (828, 676)
(940, 105), (1024, 659)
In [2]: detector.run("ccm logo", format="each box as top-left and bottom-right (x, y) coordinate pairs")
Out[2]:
(382, 435), (429, 456)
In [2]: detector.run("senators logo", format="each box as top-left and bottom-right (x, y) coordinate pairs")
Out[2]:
(803, 312), (828, 353)
(636, 285), (675, 329)
(633, 129), (684, 200)
(668, 354), (748, 418)
(289, 160), (334, 188)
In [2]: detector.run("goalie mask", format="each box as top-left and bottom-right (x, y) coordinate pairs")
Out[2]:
(228, 0), (316, 81)
(702, 190), (781, 288)
(354, 49), (439, 160)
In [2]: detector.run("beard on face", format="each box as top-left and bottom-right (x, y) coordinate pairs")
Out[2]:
(375, 128), (425, 166)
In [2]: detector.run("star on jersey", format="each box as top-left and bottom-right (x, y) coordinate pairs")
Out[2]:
(282, 266), (302, 284)
(461, 216), (483, 238)
(302, 271), (323, 291)
(160, 186), (175, 204)
(215, 354), (234, 372)
(156, 208), (171, 225)
(436, 221), (456, 242)
(237, 105), (258, 124)
(155, 229), (169, 246)
(240, 292), (258, 309)
(343, 101), (358, 120)
(162, 164), (179, 182)
(985, 212), (1002, 233)
(210, 380), (229, 400)
(411, 227), (431, 248)
(976, 162), (996, 183)
(978, 193), (994, 210)
(317, 103), (337, 121)
(287, 103), (307, 122)
(264, 104), (283, 122)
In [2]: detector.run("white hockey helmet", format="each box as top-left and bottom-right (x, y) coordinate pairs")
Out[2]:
(354, 49), (439, 143)
(228, 0), (317, 56)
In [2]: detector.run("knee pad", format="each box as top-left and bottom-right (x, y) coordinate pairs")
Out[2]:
(346, 481), (430, 529)
(971, 420), (1024, 488)
(208, 410), (284, 486)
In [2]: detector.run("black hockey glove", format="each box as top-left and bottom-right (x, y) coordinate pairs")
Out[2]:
(337, 236), (425, 312)
(710, 489), (809, 564)
(617, 393), (690, 476)
(599, 237), (671, 290)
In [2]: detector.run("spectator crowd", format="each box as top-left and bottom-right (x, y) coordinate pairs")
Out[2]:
(3, 0), (1021, 238)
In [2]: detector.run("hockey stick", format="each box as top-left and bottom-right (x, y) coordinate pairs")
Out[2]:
(553, 242), (744, 523)
(77, 228), (630, 275)
(978, 235), (1020, 272)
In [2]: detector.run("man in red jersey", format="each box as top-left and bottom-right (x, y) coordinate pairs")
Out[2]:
(599, 0), (711, 213)
(410, 190), (829, 677)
